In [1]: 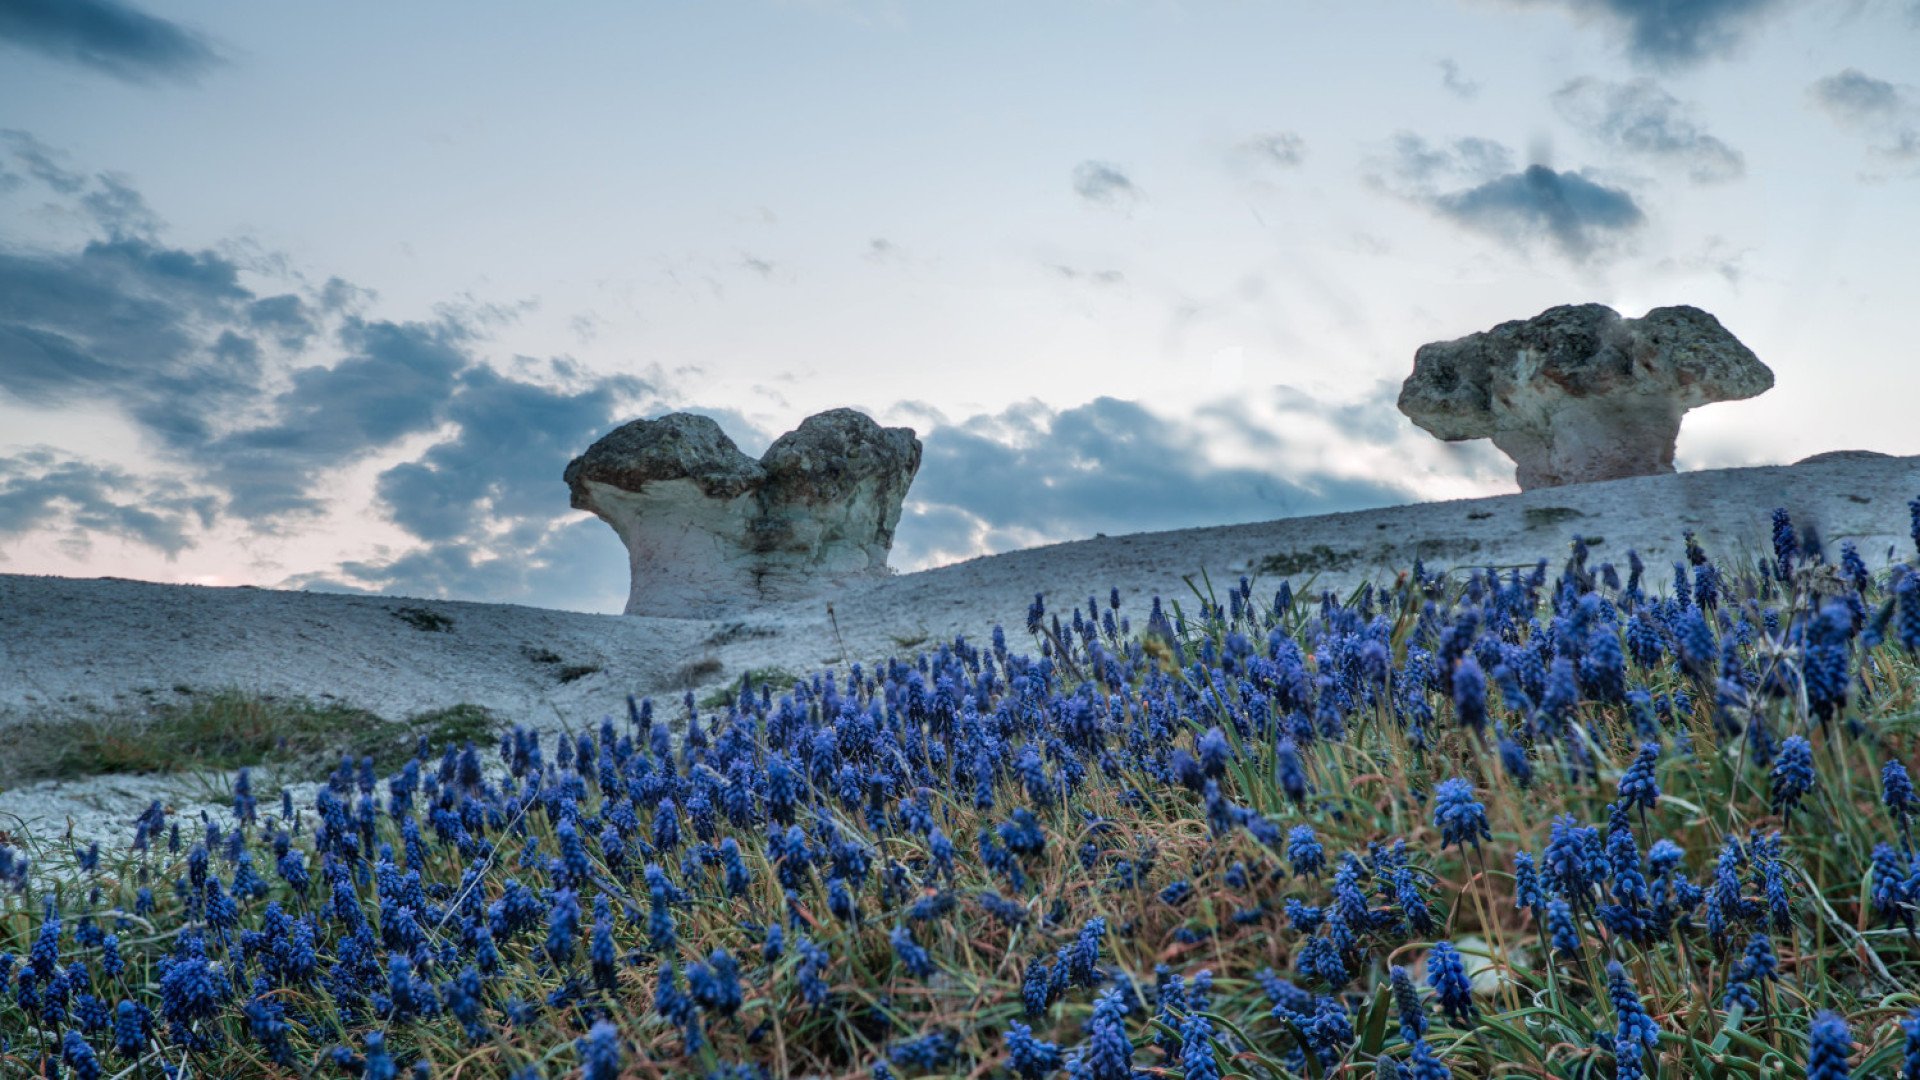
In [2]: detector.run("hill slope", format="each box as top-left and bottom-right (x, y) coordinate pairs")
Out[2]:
(4, 452), (1914, 738)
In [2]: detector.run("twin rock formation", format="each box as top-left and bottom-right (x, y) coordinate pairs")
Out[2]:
(572, 303), (1773, 617)
(564, 409), (921, 618)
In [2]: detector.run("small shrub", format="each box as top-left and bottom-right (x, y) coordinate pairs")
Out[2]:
(670, 655), (725, 689)
(391, 605), (454, 632)
(698, 665), (798, 707)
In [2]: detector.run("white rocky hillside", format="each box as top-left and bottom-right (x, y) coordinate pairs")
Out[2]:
(1, 450), (1914, 846)
(3, 451), (1914, 739)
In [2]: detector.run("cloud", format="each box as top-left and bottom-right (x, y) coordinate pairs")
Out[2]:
(1370, 136), (1644, 261)
(0, 448), (214, 557)
(0, 194), (430, 522)
(374, 361), (651, 543)
(0, 130), (85, 193)
(1809, 69), (1920, 163)
(1371, 133), (1515, 188)
(1046, 263), (1126, 286)
(1439, 59), (1481, 98)
(1552, 77), (1745, 182)
(81, 173), (162, 235)
(295, 517), (631, 614)
(1431, 164), (1645, 260)
(0, 0), (222, 83)
(892, 388), (1508, 569)
(0, 135), (657, 605)
(197, 318), (476, 519)
(0, 235), (266, 429)
(1507, 0), (1788, 70)
(1072, 160), (1140, 205)
(1238, 132), (1306, 169)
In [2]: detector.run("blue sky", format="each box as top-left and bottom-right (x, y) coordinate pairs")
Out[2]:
(2, 0), (1917, 612)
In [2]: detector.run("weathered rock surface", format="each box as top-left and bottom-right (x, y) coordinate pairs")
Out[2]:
(565, 408), (921, 617)
(1399, 304), (1773, 490)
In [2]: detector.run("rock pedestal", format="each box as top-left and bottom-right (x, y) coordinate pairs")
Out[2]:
(564, 409), (921, 617)
(1398, 304), (1773, 490)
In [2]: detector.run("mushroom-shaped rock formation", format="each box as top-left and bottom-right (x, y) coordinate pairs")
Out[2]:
(565, 408), (921, 617)
(1398, 303), (1773, 490)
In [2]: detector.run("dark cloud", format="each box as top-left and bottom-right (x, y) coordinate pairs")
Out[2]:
(0, 236), (264, 425)
(1373, 133), (1515, 188)
(892, 390), (1489, 569)
(1371, 135), (1643, 261)
(319, 379), (719, 612)
(375, 361), (651, 543)
(0, 130), (85, 193)
(1072, 160), (1139, 205)
(1510, 0), (1788, 70)
(0, 448), (214, 557)
(198, 318), (474, 519)
(0, 0), (222, 83)
(1432, 164), (1645, 260)
(81, 173), (162, 236)
(1551, 77), (1745, 182)
(246, 293), (318, 350)
(1811, 68), (1902, 117)
(1809, 69), (1920, 162)
(1439, 59), (1481, 99)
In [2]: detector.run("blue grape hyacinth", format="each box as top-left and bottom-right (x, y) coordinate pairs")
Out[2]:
(1433, 778), (1491, 852)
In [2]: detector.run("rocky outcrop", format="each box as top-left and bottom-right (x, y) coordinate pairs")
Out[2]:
(1398, 303), (1773, 490)
(565, 409), (922, 617)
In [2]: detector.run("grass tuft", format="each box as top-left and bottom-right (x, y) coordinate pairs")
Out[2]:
(0, 691), (502, 783)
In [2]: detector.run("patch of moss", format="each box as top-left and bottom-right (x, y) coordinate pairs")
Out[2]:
(361, 704), (503, 773)
(1405, 537), (1486, 561)
(670, 656), (725, 690)
(391, 606), (455, 632)
(1257, 544), (1359, 577)
(705, 622), (778, 647)
(2, 693), (502, 783)
(699, 666), (800, 709)
(409, 703), (498, 749)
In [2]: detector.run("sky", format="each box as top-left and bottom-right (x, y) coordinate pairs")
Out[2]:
(2, 0), (1917, 614)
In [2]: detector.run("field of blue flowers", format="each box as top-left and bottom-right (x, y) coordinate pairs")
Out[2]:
(5, 502), (1920, 1079)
